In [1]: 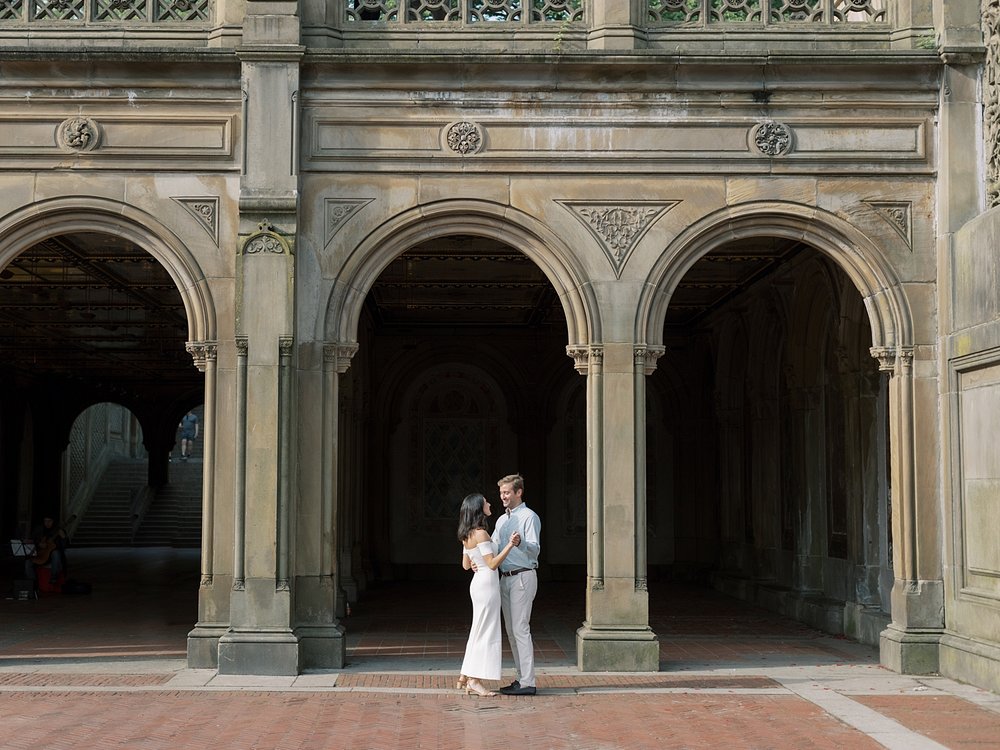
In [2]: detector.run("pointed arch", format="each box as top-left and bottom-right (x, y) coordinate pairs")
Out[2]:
(636, 201), (912, 354)
(323, 199), (598, 348)
(0, 196), (216, 343)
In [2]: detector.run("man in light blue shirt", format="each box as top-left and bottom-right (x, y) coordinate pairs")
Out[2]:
(491, 473), (541, 696)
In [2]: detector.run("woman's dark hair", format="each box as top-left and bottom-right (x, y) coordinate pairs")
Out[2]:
(457, 493), (488, 543)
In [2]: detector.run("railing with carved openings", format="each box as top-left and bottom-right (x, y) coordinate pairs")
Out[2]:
(0, 0), (209, 22)
(343, 0), (583, 23)
(647, 0), (886, 25)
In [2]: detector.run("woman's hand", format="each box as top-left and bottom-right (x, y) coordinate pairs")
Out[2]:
(510, 531), (521, 547)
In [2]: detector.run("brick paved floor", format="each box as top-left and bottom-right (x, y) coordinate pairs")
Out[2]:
(2, 548), (999, 749)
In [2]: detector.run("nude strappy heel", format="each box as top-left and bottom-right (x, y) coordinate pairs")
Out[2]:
(456, 675), (468, 690)
(464, 679), (496, 697)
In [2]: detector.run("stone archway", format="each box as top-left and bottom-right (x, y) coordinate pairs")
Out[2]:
(635, 201), (938, 675)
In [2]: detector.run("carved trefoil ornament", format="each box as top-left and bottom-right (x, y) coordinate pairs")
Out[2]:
(866, 201), (912, 249)
(240, 219), (291, 256)
(559, 201), (679, 278)
(56, 117), (100, 152)
(324, 198), (373, 246)
(750, 121), (793, 157)
(173, 196), (220, 245)
(444, 121), (484, 155)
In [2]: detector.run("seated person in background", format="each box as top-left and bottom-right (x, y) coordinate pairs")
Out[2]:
(25, 515), (68, 585)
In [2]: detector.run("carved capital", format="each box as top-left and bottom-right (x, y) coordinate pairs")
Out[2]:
(634, 345), (665, 375)
(235, 336), (249, 357)
(869, 345), (914, 373)
(185, 341), (218, 372)
(324, 342), (359, 374)
(278, 335), (294, 359)
(566, 344), (603, 374)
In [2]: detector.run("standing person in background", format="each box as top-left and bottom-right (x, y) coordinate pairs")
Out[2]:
(178, 410), (199, 460)
(491, 473), (541, 696)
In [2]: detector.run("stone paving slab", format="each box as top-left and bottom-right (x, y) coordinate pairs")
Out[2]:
(0, 691), (886, 750)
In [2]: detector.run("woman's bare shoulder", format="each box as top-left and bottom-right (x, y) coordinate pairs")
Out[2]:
(469, 528), (491, 544)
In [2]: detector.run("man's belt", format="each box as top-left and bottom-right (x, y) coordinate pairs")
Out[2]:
(500, 567), (535, 578)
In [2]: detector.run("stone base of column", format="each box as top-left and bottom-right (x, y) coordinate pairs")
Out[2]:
(217, 628), (301, 675)
(295, 624), (346, 669)
(187, 623), (227, 669)
(880, 623), (942, 675)
(576, 624), (659, 672)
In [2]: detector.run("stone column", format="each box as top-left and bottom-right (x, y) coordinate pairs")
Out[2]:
(875, 346), (944, 674)
(572, 343), (659, 671)
(215, 13), (304, 674)
(291, 342), (356, 669)
(186, 341), (224, 668)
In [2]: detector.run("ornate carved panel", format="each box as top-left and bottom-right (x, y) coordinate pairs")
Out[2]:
(173, 196), (220, 245)
(865, 201), (912, 249)
(559, 201), (679, 278)
(324, 198), (373, 245)
(986, 0), (1000, 207)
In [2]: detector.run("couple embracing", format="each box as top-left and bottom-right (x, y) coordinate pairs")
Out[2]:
(456, 473), (541, 697)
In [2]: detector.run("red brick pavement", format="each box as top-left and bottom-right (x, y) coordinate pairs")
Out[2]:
(855, 694), (1000, 749)
(0, 691), (882, 750)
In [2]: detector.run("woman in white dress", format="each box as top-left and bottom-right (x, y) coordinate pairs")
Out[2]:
(456, 492), (520, 697)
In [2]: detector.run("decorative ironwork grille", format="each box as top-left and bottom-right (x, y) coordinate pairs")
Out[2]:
(422, 419), (486, 519)
(345, 0), (582, 23)
(0, 0), (208, 21)
(648, 0), (886, 24)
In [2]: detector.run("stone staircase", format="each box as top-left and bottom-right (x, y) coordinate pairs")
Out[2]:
(71, 457), (148, 547)
(134, 459), (202, 548)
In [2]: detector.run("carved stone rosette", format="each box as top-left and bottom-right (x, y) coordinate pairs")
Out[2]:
(444, 121), (484, 155)
(750, 121), (793, 157)
(56, 117), (101, 152)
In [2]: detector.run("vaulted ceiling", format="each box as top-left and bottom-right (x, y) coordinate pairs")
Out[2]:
(0, 230), (805, 397)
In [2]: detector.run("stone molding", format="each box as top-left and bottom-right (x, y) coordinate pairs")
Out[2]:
(567, 344), (603, 374)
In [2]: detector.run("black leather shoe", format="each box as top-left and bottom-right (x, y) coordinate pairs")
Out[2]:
(500, 680), (519, 691)
(499, 685), (536, 696)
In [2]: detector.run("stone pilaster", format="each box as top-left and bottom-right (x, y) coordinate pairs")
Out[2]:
(215, 28), (304, 675)
(572, 342), (659, 672)
(873, 346), (944, 674)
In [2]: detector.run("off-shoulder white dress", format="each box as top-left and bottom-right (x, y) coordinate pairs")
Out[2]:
(460, 540), (502, 680)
